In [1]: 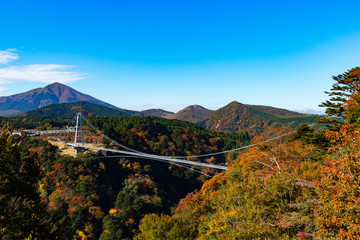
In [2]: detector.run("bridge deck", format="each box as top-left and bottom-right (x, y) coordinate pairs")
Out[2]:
(67, 143), (228, 170)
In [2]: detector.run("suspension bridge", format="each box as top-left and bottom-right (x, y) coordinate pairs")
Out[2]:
(66, 113), (229, 170)
(65, 112), (302, 175)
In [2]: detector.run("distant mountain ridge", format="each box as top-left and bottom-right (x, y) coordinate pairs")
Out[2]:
(203, 101), (317, 135)
(246, 104), (311, 117)
(136, 109), (175, 118)
(0, 82), (117, 117)
(20, 101), (132, 118)
(18, 100), (316, 136)
(2, 83), (317, 135)
(173, 105), (213, 123)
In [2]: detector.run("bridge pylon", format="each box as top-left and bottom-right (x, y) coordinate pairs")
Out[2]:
(73, 112), (84, 154)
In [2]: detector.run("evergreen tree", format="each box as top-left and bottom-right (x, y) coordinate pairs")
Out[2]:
(319, 67), (360, 129)
(0, 128), (56, 239)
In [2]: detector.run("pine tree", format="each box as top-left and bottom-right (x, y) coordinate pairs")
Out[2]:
(318, 67), (360, 129)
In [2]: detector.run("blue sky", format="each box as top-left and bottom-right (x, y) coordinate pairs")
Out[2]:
(1, 0), (359, 113)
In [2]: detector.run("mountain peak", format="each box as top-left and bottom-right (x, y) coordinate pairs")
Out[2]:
(183, 105), (208, 110)
(174, 105), (213, 123)
(0, 83), (117, 117)
(47, 82), (65, 86)
(227, 101), (245, 106)
(43, 82), (68, 91)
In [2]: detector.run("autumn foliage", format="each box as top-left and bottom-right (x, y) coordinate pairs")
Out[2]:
(315, 124), (360, 239)
(138, 127), (323, 239)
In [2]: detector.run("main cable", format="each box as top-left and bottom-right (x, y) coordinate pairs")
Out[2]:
(81, 114), (142, 154)
(172, 130), (297, 159)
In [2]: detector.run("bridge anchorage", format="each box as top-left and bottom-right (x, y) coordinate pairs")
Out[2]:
(66, 112), (229, 171)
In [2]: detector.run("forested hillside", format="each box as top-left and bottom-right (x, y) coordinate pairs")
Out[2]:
(203, 101), (317, 135)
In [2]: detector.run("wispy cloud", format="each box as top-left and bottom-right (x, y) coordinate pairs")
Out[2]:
(0, 49), (19, 64)
(0, 64), (85, 84)
(0, 49), (85, 85)
(0, 86), (6, 93)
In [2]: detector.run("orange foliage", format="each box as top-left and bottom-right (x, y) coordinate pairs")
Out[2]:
(71, 195), (85, 205)
(316, 124), (360, 238)
(236, 128), (312, 177)
(175, 172), (226, 215)
(109, 208), (118, 216)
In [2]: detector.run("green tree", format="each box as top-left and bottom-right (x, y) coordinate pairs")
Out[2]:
(101, 175), (163, 239)
(0, 128), (55, 239)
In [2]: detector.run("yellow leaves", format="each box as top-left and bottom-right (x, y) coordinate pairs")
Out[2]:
(299, 161), (321, 181)
(109, 208), (117, 216)
(38, 182), (45, 194)
(75, 230), (87, 240)
(200, 209), (240, 239)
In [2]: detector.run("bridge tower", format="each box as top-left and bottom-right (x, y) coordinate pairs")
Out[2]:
(73, 112), (84, 154)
